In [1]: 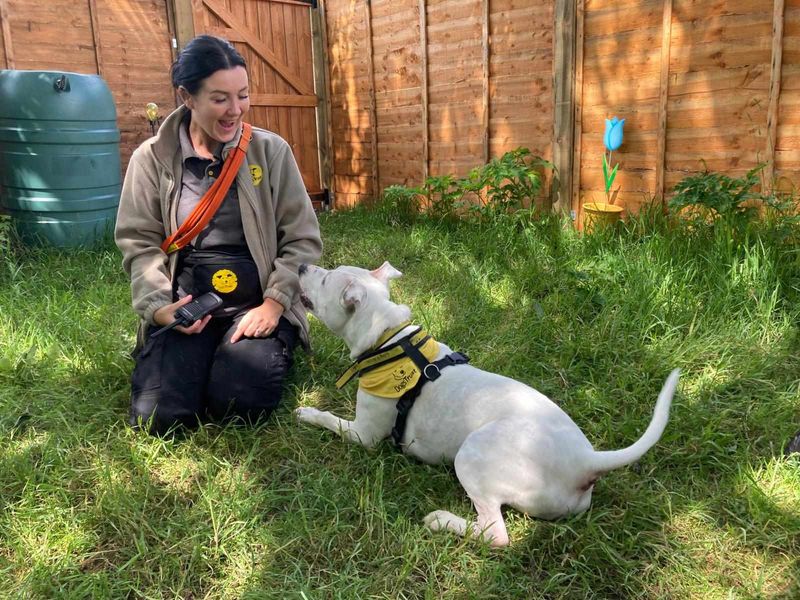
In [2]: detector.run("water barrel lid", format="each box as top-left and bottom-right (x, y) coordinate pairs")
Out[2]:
(0, 70), (117, 121)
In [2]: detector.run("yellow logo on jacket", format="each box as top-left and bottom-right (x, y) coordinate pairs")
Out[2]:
(358, 337), (440, 398)
(249, 164), (263, 186)
(212, 269), (238, 293)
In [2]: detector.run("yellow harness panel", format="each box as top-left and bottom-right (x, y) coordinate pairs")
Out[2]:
(358, 337), (440, 398)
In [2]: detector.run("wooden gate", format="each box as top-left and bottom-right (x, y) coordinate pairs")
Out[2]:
(173, 0), (331, 207)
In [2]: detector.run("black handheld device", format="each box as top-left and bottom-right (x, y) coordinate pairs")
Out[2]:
(149, 292), (223, 338)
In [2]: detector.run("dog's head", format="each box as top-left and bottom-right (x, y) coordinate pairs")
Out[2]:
(298, 261), (411, 357)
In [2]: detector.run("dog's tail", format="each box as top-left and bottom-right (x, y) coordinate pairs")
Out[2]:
(589, 369), (681, 474)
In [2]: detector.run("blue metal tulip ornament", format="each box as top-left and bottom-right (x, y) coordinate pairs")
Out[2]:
(602, 116), (625, 204)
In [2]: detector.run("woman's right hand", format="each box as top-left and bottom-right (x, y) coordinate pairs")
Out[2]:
(153, 294), (212, 335)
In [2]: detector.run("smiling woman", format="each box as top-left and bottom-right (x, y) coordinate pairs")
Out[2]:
(114, 35), (322, 436)
(178, 65), (251, 154)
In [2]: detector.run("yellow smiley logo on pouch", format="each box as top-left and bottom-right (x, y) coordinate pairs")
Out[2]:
(249, 164), (263, 186)
(212, 269), (238, 294)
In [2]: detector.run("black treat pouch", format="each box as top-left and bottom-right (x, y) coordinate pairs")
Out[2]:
(177, 247), (263, 317)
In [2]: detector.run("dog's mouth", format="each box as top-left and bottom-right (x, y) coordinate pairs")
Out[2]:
(299, 293), (314, 311)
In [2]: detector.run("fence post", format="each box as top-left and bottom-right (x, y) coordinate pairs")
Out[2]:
(765, 0), (786, 190)
(0, 0), (15, 69)
(312, 0), (334, 208)
(172, 0), (196, 51)
(419, 0), (429, 182)
(655, 0), (673, 207)
(552, 0), (577, 215)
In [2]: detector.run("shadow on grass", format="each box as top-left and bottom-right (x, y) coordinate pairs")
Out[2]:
(302, 212), (800, 597)
(1, 212), (798, 597)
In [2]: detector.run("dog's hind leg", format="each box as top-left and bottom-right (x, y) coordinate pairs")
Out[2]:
(423, 500), (508, 547)
(423, 425), (512, 546)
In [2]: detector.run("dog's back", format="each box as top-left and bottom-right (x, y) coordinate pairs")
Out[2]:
(399, 341), (591, 464)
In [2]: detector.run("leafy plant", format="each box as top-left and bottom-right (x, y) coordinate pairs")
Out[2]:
(374, 184), (421, 225)
(373, 148), (553, 224)
(669, 166), (762, 220)
(419, 174), (463, 219)
(668, 165), (800, 242)
(461, 148), (553, 221)
(0, 213), (13, 258)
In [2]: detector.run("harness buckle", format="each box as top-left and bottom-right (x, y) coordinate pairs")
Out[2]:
(423, 363), (441, 381)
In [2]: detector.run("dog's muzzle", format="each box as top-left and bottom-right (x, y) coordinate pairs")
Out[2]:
(297, 264), (314, 309)
(300, 293), (314, 310)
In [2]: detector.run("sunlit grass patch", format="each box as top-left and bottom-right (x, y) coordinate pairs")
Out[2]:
(0, 210), (798, 597)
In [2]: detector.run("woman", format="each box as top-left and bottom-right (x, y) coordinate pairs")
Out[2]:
(115, 35), (322, 435)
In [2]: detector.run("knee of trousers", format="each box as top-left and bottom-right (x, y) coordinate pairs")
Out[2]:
(129, 389), (204, 436)
(206, 340), (293, 423)
(129, 323), (215, 436)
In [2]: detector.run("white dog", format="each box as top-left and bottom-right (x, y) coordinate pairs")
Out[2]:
(296, 261), (680, 547)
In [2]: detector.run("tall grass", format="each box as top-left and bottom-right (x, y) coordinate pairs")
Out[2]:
(0, 208), (798, 598)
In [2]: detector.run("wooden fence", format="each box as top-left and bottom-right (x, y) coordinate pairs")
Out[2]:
(0, 0), (177, 171)
(3, 0), (798, 220)
(324, 0), (800, 220)
(174, 0), (328, 205)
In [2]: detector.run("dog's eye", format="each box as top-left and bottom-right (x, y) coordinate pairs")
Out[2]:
(322, 274), (329, 286)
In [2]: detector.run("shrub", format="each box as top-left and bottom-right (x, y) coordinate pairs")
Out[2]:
(0, 213), (13, 257)
(374, 148), (554, 225)
(667, 164), (798, 239)
(461, 148), (554, 221)
(373, 184), (421, 225)
(419, 174), (463, 220)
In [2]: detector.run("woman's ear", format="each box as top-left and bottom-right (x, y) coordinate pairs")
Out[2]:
(177, 86), (194, 109)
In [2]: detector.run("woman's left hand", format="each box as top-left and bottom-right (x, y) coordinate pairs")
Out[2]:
(230, 298), (284, 343)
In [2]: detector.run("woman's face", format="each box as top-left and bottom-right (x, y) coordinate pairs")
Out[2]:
(181, 66), (250, 146)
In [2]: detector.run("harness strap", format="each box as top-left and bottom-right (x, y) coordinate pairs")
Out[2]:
(372, 320), (412, 349)
(161, 123), (253, 255)
(398, 336), (432, 374)
(335, 324), (428, 389)
(391, 351), (469, 448)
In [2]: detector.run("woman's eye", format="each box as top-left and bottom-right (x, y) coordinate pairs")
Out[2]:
(239, 95), (249, 101)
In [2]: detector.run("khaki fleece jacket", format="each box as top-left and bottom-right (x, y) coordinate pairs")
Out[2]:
(115, 105), (322, 347)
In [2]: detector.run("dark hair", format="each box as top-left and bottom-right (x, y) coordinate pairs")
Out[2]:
(170, 35), (247, 95)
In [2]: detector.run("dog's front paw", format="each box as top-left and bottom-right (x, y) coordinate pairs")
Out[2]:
(294, 406), (321, 424)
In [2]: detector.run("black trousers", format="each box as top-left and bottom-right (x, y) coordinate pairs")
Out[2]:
(129, 315), (297, 436)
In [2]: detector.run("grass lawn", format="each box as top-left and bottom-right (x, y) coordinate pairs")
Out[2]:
(0, 208), (798, 598)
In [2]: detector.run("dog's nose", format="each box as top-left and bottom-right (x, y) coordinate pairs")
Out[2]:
(298, 263), (308, 275)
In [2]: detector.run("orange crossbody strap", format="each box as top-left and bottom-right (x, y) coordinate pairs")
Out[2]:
(161, 122), (253, 255)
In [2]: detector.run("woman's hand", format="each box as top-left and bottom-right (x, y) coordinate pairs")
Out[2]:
(231, 298), (284, 343)
(153, 295), (212, 335)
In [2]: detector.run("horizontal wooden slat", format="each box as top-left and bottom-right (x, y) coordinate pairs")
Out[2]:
(250, 93), (318, 107)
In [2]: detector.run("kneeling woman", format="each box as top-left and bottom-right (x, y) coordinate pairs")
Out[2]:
(115, 35), (322, 435)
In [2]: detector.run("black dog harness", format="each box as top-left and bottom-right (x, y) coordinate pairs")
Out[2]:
(336, 322), (469, 448)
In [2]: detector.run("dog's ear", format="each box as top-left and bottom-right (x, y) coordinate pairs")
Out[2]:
(341, 279), (366, 313)
(370, 261), (402, 284)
